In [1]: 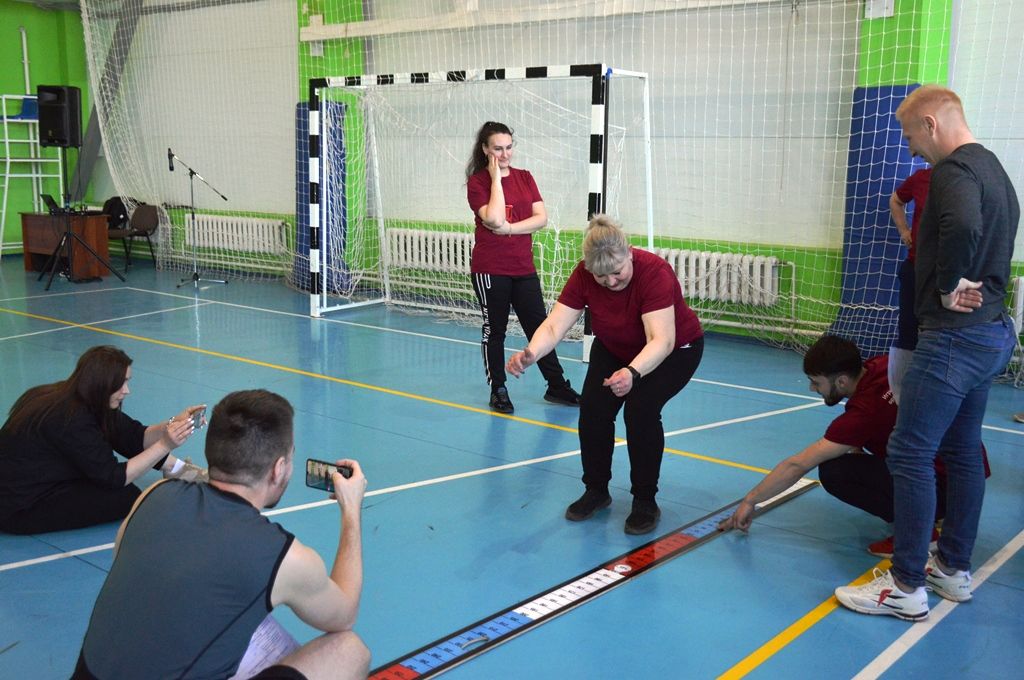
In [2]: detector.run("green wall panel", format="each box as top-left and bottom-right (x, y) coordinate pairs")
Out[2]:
(0, 1), (90, 250)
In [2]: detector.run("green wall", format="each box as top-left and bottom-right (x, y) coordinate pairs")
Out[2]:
(0, 1), (91, 251)
(858, 0), (951, 87)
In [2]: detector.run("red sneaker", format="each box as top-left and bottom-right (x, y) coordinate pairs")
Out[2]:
(867, 528), (939, 558)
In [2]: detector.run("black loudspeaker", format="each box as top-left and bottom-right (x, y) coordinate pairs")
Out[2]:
(37, 85), (82, 148)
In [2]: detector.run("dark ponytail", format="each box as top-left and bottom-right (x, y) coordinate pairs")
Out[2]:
(465, 121), (514, 180)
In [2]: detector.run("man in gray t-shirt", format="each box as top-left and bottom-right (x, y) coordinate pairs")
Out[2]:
(75, 390), (370, 680)
(835, 85), (1018, 622)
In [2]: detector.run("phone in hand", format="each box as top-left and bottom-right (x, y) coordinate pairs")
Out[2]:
(191, 409), (206, 429)
(305, 458), (354, 493)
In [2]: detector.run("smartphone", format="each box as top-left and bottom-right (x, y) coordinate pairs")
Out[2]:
(191, 409), (206, 429)
(305, 458), (354, 493)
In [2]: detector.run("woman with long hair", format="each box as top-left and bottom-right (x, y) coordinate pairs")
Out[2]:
(0, 345), (206, 534)
(466, 121), (579, 414)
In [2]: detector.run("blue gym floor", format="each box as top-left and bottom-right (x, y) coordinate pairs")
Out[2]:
(1, 254), (1022, 679)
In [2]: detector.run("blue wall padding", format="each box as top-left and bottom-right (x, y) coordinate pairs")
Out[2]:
(831, 84), (928, 356)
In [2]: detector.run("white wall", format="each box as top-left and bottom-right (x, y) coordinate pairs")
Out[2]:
(360, 0), (859, 248)
(952, 0), (1024, 257)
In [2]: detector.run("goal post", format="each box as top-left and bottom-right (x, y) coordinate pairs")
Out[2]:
(305, 64), (653, 319)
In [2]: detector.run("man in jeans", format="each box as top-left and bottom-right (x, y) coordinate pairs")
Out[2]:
(835, 85), (1018, 621)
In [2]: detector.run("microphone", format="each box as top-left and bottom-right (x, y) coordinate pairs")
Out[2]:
(168, 148), (175, 172)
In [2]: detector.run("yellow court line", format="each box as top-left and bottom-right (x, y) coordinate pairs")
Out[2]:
(1, 307), (778, 475)
(665, 447), (773, 474)
(717, 559), (890, 680)
(0, 307), (576, 434)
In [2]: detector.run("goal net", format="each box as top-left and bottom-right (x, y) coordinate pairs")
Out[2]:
(304, 66), (652, 321)
(75, 1), (1024, 380)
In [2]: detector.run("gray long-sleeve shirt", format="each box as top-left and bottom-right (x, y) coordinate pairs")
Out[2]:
(914, 143), (1019, 329)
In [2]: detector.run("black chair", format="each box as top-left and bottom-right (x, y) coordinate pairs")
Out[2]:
(108, 204), (158, 269)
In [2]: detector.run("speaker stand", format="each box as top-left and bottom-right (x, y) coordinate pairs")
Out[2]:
(38, 147), (125, 290)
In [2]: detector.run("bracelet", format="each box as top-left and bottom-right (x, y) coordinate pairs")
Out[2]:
(626, 365), (641, 381)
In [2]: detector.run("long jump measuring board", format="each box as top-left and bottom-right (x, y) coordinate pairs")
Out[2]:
(370, 479), (818, 679)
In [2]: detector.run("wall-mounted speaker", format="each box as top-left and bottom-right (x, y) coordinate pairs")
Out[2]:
(37, 85), (82, 148)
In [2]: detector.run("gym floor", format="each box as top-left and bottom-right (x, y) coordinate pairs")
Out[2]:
(1, 253), (1022, 679)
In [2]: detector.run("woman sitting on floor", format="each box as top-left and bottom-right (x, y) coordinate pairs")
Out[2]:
(0, 345), (207, 534)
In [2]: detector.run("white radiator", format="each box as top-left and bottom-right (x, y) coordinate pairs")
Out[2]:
(382, 229), (781, 307)
(186, 215), (288, 255)
(655, 248), (780, 307)
(386, 228), (474, 273)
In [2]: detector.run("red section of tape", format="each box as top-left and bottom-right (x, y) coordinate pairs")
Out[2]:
(370, 664), (421, 679)
(605, 533), (697, 572)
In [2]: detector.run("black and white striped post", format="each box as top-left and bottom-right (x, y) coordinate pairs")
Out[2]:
(307, 64), (623, 324)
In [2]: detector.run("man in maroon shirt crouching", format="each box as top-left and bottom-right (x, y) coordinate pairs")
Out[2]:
(719, 334), (990, 557)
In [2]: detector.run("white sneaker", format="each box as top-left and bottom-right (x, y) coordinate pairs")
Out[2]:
(834, 568), (929, 621)
(925, 555), (972, 602)
(163, 457), (209, 483)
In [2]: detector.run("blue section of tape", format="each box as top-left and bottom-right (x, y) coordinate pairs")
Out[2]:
(372, 489), (813, 678)
(396, 613), (531, 672)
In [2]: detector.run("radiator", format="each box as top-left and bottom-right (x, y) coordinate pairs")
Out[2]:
(186, 215), (288, 255)
(655, 248), (780, 307)
(382, 229), (781, 307)
(386, 228), (474, 273)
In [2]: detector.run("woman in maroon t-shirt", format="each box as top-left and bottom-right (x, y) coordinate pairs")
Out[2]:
(465, 121), (579, 414)
(507, 215), (704, 535)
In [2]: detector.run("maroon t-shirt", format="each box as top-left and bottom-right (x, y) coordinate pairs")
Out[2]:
(466, 167), (541, 276)
(823, 355), (990, 478)
(558, 247), (703, 364)
(825, 356), (898, 458)
(895, 167), (932, 263)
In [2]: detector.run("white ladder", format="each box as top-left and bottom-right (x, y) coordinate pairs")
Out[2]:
(1, 94), (63, 251)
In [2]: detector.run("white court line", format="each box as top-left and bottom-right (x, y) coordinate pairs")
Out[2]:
(0, 451), (579, 574)
(0, 542), (115, 572)
(264, 450), (581, 518)
(0, 397), (820, 573)
(981, 424), (1024, 436)
(0, 302), (214, 342)
(689, 378), (821, 401)
(0, 288), (118, 303)
(121, 287), (486, 349)
(853, 527), (1024, 680)
(117, 287), (820, 401)
(6, 286), (1021, 414)
(663, 401), (825, 437)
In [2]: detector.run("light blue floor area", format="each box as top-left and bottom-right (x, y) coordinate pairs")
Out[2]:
(1, 255), (1022, 679)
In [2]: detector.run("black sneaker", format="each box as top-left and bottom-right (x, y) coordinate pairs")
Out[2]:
(489, 386), (514, 414)
(544, 380), (581, 406)
(565, 488), (612, 521)
(624, 498), (661, 535)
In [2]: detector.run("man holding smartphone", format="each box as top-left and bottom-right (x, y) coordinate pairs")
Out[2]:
(73, 389), (370, 680)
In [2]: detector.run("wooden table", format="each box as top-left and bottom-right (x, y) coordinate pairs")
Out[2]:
(21, 213), (111, 279)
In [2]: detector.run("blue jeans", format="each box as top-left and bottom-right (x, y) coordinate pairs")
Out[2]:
(887, 313), (1016, 587)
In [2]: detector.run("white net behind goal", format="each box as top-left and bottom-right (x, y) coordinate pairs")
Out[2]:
(75, 1), (1024, 380)
(310, 71), (650, 319)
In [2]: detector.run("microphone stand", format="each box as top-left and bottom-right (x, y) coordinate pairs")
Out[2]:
(169, 149), (228, 288)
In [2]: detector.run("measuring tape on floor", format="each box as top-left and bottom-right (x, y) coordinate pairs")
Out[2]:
(370, 479), (818, 679)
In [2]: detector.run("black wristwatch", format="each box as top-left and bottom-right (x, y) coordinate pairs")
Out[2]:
(626, 365), (641, 381)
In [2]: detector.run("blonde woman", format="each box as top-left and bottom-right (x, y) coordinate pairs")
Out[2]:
(508, 215), (704, 534)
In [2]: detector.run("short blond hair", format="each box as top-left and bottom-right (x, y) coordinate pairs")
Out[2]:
(895, 85), (965, 125)
(583, 214), (631, 275)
